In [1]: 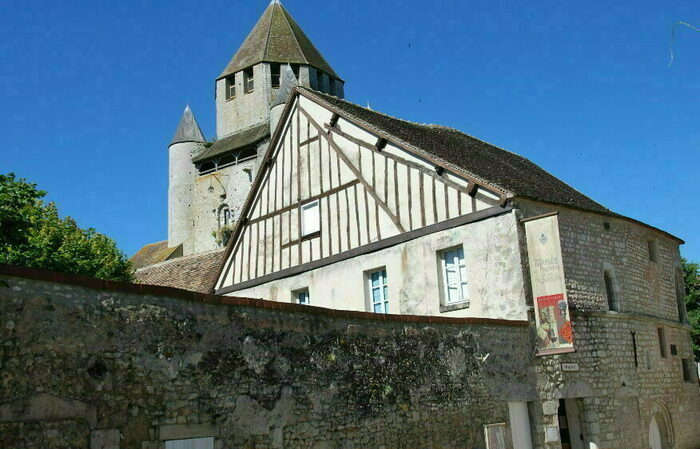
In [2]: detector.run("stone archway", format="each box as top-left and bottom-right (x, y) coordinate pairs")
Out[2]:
(648, 402), (674, 449)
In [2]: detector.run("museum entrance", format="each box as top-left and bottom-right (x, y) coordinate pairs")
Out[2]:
(558, 399), (587, 449)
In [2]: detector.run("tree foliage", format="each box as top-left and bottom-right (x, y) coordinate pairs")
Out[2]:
(0, 173), (133, 282)
(683, 258), (700, 360)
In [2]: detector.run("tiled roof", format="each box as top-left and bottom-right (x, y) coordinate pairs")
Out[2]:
(300, 88), (611, 216)
(218, 2), (338, 80)
(130, 241), (182, 270)
(135, 249), (225, 293)
(192, 124), (270, 163)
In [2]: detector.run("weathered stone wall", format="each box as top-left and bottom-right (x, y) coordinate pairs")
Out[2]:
(0, 267), (536, 449)
(514, 199), (700, 449)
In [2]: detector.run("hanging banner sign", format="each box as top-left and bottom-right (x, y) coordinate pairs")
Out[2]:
(524, 213), (575, 355)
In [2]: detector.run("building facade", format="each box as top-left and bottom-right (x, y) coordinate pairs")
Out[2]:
(128, 2), (700, 448)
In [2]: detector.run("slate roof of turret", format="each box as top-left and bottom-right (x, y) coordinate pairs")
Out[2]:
(218, 1), (338, 80)
(170, 105), (205, 146)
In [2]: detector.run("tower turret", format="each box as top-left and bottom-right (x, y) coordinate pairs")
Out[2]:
(168, 105), (205, 254)
(215, 0), (344, 139)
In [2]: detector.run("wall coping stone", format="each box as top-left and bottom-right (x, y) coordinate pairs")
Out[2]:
(0, 264), (529, 328)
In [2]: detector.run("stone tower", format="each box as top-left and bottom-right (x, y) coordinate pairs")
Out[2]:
(163, 0), (344, 258)
(214, 0), (344, 139)
(168, 105), (205, 254)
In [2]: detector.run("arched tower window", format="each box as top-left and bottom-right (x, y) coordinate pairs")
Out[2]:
(604, 267), (620, 312)
(675, 268), (687, 324)
(218, 205), (232, 228)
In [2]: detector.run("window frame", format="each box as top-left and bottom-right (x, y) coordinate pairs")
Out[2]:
(647, 239), (659, 262)
(438, 246), (469, 309)
(657, 327), (668, 359)
(366, 268), (389, 314)
(225, 75), (236, 100)
(271, 63), (281, 88)
(293, 288), (310, 305)
(300, 200), (320, 237)
(243, 67), (254, 93)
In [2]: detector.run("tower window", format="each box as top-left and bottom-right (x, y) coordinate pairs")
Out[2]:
(604, 269), (619, 311)
(648, 239), (659, 262)
(271, 63), (281, 88)
(244, 67), (254, 93)
(219, 206), (232, 228)
(658, 327), (667, 358)
(226, 75), (236, 100)
(291, 64), (300, 80)
(675, 269), (687, 324)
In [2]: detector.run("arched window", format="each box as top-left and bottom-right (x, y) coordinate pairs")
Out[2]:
(604, 268), (620, 312)
(218, 205), (232, 228)
(675, 268), (687, 324)
(218, 154), (236, 168)
(238, 147), (257, 162)
(198, 161), (216, 175)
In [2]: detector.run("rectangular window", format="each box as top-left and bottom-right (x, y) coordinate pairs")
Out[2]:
(271, 63), (281, 88)
(657, 327), (667, 358)
(165, 437), (214, 449)
(301, 200), (320, 237)
(439, 247), (469, 305)
(291, 63), (300, 80)
(226, 75), (236, 100)
(368, 269), (389, 314)
(682, 358), (694, 383)
(294, 289), (310, 305)
(244, 67), (254, 93)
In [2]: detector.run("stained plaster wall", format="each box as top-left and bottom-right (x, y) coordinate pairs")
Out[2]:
(230, 210), (528, 321)
(0, 270), (536, 449)
(513, 199), (700, 449)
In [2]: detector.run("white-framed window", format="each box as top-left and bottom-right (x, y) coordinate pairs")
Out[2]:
(368, 268), (389, 314)
(244, 67), (254, 93)
(294, 289), (310, 305)
(225, 75), (236, 100)
(439, 247), (468, 305)
(165, 437), (214, 449)
(301, 200), (320, 236)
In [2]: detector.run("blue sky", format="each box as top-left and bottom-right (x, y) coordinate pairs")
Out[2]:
(1, 0), (698, 261)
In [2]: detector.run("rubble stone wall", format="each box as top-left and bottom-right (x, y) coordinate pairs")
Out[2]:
(0, 267), (535, 449)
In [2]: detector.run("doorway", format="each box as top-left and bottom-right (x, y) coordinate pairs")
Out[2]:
(558, 399), (586, 449)
(649, 414), (672, 449)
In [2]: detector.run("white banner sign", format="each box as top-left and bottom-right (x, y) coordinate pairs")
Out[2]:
(524, 214), (574, 355)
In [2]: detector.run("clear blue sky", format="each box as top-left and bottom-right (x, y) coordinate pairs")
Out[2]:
(1, 1), (698, 261)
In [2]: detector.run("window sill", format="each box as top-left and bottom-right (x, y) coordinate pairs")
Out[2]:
(226, 97), (236, 102)
(440, 301), (470, 313)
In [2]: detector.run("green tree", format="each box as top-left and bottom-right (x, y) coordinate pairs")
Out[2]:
(683, 258), (700, 360)
(0, 173), (133, 282)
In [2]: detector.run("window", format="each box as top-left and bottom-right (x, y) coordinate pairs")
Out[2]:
(368, 269), (389, 314)
(658, 327), (667, 358)
(291, 63), (300, 80)
(648, 239), (659, 262)
(198, 161), (216, 175)
(604, 270), (619, 311)
(219, 206), (232, 228)
(225, 75), (236, 100)
(165, 437), (214, 449)
(271, 63), (281, 88)
(439, 247), (468, 305)
(675, 269), (687, 324)
(294, 289), (310, 305)
(237, 147), (257, 162)
(244, 67), (254, 93)
(301, 200), (320, 237)
(682, 358), (695, 383)
(218, 154), (236, 168)
(631, 331), (639, 368)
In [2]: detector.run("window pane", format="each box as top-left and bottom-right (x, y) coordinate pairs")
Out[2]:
(371, 272), (380, 287)
(460, 282), (468, 301)
(446, 269), (458, 286)
(383, 286), (388, 301)
(301, 201), (320, 236)
(372, 288), (380, 303)
(447, 287), (459, 303)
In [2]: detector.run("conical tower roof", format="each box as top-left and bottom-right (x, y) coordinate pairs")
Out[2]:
(170, 105), (205, 146)
(218, 1), (338, 80)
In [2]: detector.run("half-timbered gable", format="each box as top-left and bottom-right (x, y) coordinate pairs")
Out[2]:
(213, 88), (534, 319)
(215, 89), (509, 282)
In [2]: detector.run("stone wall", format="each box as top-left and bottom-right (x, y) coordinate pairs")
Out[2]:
(0, 266), (535, 449)
(514, 199), (700, 449)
